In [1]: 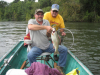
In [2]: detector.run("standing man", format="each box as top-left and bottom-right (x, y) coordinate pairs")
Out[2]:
(43, 4), (66, 60)
(27, 9), (67, 74)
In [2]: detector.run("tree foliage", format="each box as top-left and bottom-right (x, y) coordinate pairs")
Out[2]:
(0, 1), (8, 20)
(80, 0), (100, 22)
(13, 0), (20, 3)
(39, 0), (51, 8)
(0, 0), (100, 22)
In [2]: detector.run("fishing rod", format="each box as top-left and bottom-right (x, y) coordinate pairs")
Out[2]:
(58, 28), (74, 49)
(0, 56), (12, 70)
(0, 41), (23, 71)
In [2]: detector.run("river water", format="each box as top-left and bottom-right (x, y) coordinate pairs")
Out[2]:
(0, 21), (100, 75)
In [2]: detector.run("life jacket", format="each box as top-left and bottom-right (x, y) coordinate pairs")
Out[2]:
(24, 33), (30, 46)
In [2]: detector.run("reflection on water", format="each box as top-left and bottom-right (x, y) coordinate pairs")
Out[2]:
(64, 22), (100, 75)
(0, 21), (100, 75)
(0, 21), (27, 58)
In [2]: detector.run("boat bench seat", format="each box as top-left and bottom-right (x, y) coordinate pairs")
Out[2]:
(36, 52), (55, 68)
(24, 40), (55, 68)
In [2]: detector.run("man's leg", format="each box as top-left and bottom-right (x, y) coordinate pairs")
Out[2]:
(54, 45), (67, 75)
(44, 43), (55, 53)
(54, 54), (59, 61)
(27, 46), (43, 65)
(58, 45), (67, 67)
(45, 43), (55, 61)
(45, 44), (67, 75)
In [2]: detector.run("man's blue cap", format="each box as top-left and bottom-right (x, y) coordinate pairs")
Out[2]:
(51, 4), (59, 11)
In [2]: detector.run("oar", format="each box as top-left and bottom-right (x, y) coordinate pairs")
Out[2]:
(20, 59), (28, 69)
(20, 61), (26, 69)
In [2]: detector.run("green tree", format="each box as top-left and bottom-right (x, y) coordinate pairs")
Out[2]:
(80, 0), (100, 22)
(28, 0), (35, 1)
(0, 0), (100, 22)
(0, 1), (8, 20)
(12, 10), (17, 21)
(30, 2), (40, 18)
(39, 0), (51, 8)
(26, 13), (31, 21)
(13, 0), (20, 3)
(0, 10), (2, 20)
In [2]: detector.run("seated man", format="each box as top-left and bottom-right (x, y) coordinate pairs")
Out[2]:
(27, 9), (67, 74)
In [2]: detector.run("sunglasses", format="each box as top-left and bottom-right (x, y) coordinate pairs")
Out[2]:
(53, 10), (58, 13)
(36, 14), (43, 16)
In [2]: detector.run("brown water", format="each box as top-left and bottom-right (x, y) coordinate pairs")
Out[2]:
(0, 21), (100, 75)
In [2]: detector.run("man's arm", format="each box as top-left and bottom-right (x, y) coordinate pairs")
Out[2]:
(28, 24), (52, 34)
(60, 28), (64, 32)
(59, 15), (66, 36)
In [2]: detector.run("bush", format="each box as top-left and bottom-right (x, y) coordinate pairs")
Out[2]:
(42, 6), (51, 13)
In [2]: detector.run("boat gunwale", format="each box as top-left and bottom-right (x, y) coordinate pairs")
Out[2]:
(67, 50), (93, 75)
(0, 41), (20, 62)
(0, 41), (24, 74)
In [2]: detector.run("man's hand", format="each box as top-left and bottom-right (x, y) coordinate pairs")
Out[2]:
(61, 32), (66, 36)
(45, 26), (53, 34)
(60, 29), (66, 36)
(46, 32), (51, 37)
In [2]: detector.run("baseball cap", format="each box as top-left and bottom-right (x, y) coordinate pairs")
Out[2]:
(51, 4), (59, 11)
(35, 9), (44, 14)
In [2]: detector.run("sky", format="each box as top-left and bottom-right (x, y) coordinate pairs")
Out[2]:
(0, 0), (38, 3)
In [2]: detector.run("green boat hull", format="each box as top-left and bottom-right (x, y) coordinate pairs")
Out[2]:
(0, 41), (93, 75)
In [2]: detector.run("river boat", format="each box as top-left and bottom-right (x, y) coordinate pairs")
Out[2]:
(0, 40), (93, 75)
